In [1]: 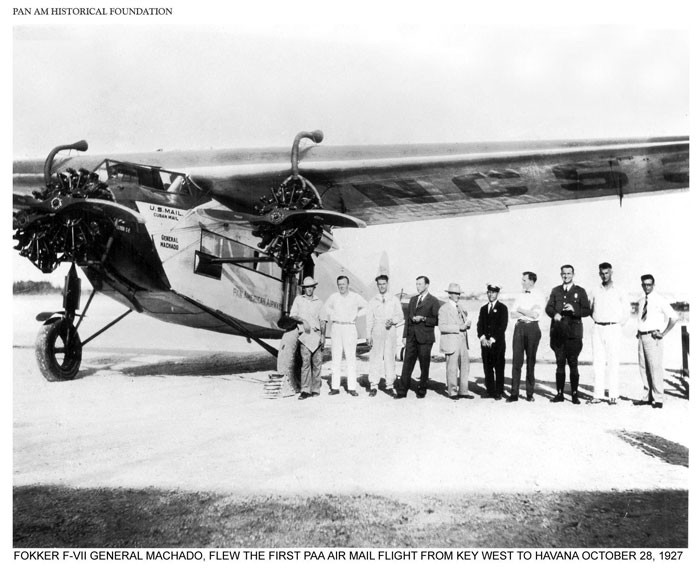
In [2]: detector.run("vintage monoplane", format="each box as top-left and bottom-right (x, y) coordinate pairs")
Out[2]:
(12, 131), (689, 381)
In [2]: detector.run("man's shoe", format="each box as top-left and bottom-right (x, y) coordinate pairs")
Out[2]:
(482, 394), (494, 399)
(416, 391), (426, 399)
(587, 398), (603, 405)
(329, 389), (340, 396)
(394, 393), (407, 400)
(494, 394), (503, 401)
(449, 395), (459, 401)
(526, 396), (535, 402)
(369, 389), (377, 397)
(506, 396), (519, 402)
(651, 402), (664, 409)
(348, 390), (359, 397)
(571, 395), (581, 405)
(298, 392), (311, 400)
(551, 393), (565, 403)
(460, 394), (475, 400)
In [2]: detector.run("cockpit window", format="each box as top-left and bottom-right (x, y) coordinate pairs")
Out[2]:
(94, 160), (191, 195)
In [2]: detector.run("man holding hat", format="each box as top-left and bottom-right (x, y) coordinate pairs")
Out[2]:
(438, 283), (473, 400)
(477, 283), (509, 399)
(366, 274), (404, 396)
(289, 276), (327, 400)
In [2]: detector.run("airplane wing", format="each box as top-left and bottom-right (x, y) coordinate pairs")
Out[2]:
(14, 136), (688, 227)
(187, 136), (689, 226)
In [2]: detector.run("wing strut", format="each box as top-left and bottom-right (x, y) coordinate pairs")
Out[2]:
(178, 293), (279, 358)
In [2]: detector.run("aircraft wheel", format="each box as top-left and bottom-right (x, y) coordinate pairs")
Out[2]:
(35, 319), (82, 381)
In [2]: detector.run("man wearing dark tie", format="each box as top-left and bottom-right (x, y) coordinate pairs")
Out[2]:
(476, 283), (509, 400)
(545, 264), (591, 404)
(396, 275), (440, 399)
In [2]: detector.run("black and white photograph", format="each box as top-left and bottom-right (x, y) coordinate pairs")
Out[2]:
(7, 0), (695, 563)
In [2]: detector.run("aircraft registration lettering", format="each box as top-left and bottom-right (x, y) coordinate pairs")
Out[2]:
(552, 160), (629, 192)
(351, 180), (437, 206)
(160, 235), (179, 250)
(451, 170), (528, 198)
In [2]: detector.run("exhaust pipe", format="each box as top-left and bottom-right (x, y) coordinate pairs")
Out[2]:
(44, 140), (88, 186)
(291, 130), (323, 177)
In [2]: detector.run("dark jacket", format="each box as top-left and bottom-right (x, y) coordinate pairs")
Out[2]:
(545, 284), (591, 341)
(403, 292), (440, 344)
(476, 300), (509, 344)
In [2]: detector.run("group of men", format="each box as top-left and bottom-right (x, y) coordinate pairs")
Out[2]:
(286, 263), (678, 408)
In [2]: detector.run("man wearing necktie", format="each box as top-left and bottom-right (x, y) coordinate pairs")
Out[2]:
(396, 275), (440, 399)
(545, 264), (591, 404)
(477, 283), (509, 399)
(636, 274), (677, 409)
(366, 275), (404, 396)
(438, 283), (473, 400)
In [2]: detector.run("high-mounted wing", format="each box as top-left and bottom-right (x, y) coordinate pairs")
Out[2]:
(185, 136), (689, 226)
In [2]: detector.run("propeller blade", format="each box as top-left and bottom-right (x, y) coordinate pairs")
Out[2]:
(250, 208), (366, 229)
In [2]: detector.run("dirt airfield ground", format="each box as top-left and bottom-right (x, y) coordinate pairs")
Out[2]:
(12, 295), (690, 548)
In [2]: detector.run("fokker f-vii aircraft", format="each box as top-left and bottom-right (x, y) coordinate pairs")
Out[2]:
(13, 131), (689, 381)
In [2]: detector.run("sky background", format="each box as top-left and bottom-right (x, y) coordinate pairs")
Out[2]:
(10, 1), (692, 301)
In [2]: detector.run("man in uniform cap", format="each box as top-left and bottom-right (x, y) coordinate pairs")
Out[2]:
(477, 283), (509, 399)
(438, 283), (473, 400)
(289, 276), (326, 399)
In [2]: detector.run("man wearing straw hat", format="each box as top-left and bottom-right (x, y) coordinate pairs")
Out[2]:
(438, 282), (473, 400)
(289, 276), (327, 400)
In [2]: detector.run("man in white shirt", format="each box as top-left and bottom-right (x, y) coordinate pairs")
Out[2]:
(588, 262), (629, 405)
(366, 275), (404, 397)
(508, 271), (545, 402)
(323, 275), (367, 396)
(636, 274), (678, 409)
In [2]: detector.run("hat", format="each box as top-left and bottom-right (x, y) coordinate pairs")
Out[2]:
(301, 276), (318, 287)
(445, 282), (463, 294)
(486, 282), (501, 292)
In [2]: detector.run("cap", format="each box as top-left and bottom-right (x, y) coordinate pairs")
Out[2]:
(445, 282), (463, 294)
(486, 282), (501, 292)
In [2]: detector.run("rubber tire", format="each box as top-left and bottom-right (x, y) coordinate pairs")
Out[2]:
(35, 319), (82, 381)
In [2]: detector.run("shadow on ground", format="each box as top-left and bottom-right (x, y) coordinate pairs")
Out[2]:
(14, 486), (687, 548)
(113, 352), (276, 377)
(613, 431), (689, 467)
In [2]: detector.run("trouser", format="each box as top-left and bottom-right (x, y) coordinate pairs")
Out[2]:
(511, 321), (541, 398)
(331, 324), (358, 390)
(300, 343), (323, 395)
(592, 324), (622, 399)
(397, 334), (432, 395)
(482, 340), (506, 396)
(368, 325), (397, 390)
(445, 338), (470, 397)
(551, 337), (583, 395)
(638, 334), (665, 403)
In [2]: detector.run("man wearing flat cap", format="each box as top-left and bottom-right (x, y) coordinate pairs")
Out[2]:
(477, 283), (509, 400)
(438, 283), (473, 400)
(289, 276), (327, 400)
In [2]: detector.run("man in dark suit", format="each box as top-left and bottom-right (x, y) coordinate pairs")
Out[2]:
(396, 275), (440, 399)
(545, 264), (591, 404)
(476, 283), (509, 400)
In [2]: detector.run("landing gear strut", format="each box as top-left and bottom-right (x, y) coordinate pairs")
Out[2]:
(34, 263), (132, 382)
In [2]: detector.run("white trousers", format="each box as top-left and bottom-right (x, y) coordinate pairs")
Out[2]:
(368, 325), (397, 389)
(638, 335), (665, 403)
(331, 324), (358, 390)
(592, 324), (622, 399)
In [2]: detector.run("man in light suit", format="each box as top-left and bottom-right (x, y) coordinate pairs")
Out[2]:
(438, 283), (473, 400)
(396, 275), (440, 399)
(476, 283), (509, 400)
